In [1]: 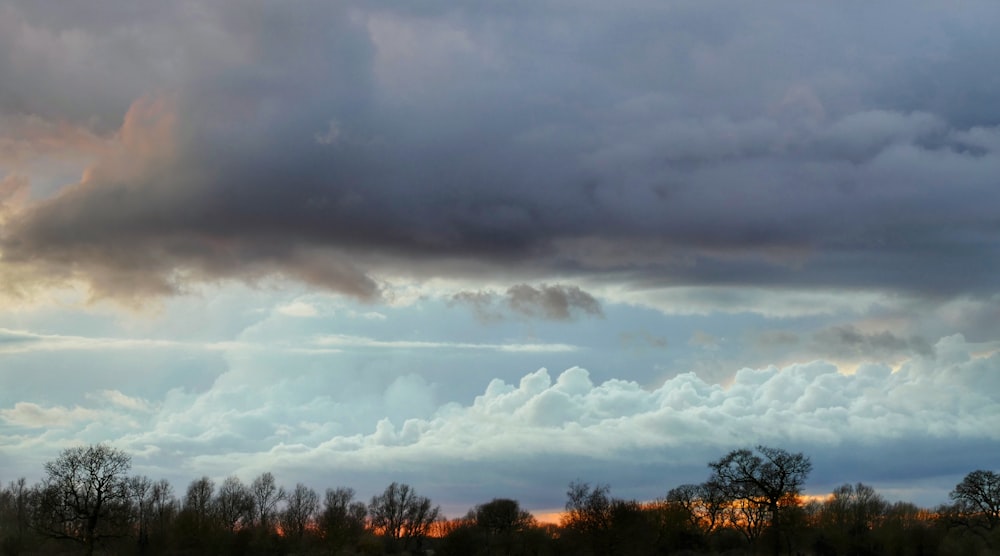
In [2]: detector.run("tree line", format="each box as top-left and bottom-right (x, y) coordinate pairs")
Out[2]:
(1, 444), (998, 555)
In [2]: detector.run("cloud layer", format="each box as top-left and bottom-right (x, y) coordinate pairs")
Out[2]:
(2, 1), (1000, 302)
(3, 333), (996, 510)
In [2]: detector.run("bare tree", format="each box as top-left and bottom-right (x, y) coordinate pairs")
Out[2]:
(950, 469), (1000, 545)
(250, 472), (285, 532)
(563, 481), (613, 534)
(819, 483), (888, 555)
(1, 478), (32, 554)
(280, 483), (319, 540)
(666, 481), (725, 534)
(474, 498), (535, 536)
(824, 482), (888, 532)
(148, 479), (177, 545)
(129, 475), (153, 550)
(320, 487), (366, 552)
(952, 470), (1000, 528)
(33, 444), (133, 556)
(708, 445), (811, 555)
(180, 475), (215, 544)
(726, 494), (770, 543)
(402, 490), (440, 549)
(471, 498), (536, 556)
(369, 482), (440, 552)
(215, 476), (253, 533)
(562, 483), (659, 556)
(368, 482), (410, 540)
(183, 476), (215, 532)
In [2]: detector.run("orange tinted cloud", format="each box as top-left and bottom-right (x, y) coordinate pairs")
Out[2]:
(0, 114), (110, 166)
(79, 94), (177, 186)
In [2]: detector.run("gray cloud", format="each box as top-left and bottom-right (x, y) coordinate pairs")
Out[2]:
(450, 290), (504, 322)
(506, 284), (603, 320)
(452, 283), (603, 321)
(755, 325), (934, 362)
(2, 1), (1000, 302)
(755, 330), (802, 347)
(620, 331), (668, 350)
(687, 330), (718, 350)
(812, 325), (935, 359)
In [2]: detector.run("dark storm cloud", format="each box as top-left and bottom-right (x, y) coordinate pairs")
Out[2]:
(3, 1), (1000, 300)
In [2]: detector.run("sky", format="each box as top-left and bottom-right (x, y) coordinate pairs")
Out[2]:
(1, 0), (1000, 518)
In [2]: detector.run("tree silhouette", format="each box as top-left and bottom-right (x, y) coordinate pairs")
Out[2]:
(562, 482), (661, 555)
(951, 470), (1000, 528)
(12, 443), (994, 555)
(319, 486), (367, 553)
(128, 475), (153, 551)
(563, 481), (613, 534)
(0, 478), (32, 555)
(473, 498), (535, 555)
(214, 476), (253, 533)
(280, 483), (319, 540)
(475, 498), (534, 536)
(708, 445), (811, 555)
(147, 479), (177, 549)
(368, 481), (440, 552)
(666, 481), (725, 534)
(818, 482), (888, 554)
(181, 475), (215, 540)
(33, 444), (133, 556)
(250, 471), (285, 532)
(950, 469), (1000, 547)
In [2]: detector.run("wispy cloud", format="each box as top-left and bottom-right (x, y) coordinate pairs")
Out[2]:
(0, 328), (181, 353)
(313, 334), (578, 353)
(0, 328), (340, 355)
(276, 301), (319, 317)
(0, 402), (104, 428)
(87, 389), (152, 412)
